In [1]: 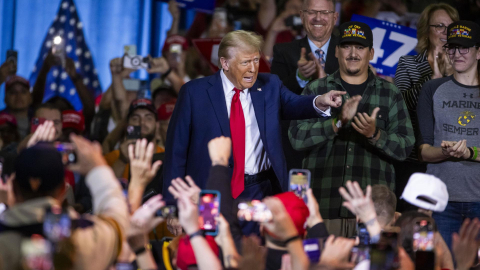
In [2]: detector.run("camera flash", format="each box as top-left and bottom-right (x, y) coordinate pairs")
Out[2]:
(53, 36), (62, 45)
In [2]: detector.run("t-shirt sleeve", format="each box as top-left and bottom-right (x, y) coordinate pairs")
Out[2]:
(416, 80), (438, 146)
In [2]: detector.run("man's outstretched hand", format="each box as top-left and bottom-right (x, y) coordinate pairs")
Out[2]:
(315, 90), (346, 111)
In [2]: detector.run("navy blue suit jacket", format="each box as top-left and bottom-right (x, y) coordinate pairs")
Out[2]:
(162, 71), (319, 199)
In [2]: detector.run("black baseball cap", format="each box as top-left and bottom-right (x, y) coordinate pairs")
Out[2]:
(127, 98), (157, 119)
(447, 20), (480, 47)
(15, 142), (64, 194)
(338, 21), (373, 47)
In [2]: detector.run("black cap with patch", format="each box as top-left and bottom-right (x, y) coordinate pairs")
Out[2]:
(447, 20), (480, 47)
(338, 21), (373, 47)
(127, 98), (157, 119)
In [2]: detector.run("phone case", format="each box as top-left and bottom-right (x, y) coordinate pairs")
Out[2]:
(199, 190), (221, 236)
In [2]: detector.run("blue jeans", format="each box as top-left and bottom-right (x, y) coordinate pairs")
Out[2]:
(433, 202), (480, 251)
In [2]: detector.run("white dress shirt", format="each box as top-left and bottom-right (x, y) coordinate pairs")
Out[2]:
(220, 70), (331, 175)
(221, 70), (271, 175)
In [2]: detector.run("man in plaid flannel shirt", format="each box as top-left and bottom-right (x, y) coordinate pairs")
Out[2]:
(289, 21), (415, 237)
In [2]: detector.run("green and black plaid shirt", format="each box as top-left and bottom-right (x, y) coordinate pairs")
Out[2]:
(289, 70), (415, 219)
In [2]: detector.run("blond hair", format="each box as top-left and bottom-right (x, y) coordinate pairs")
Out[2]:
(218, 30), (264, 60)
(416, 3), (459, 53)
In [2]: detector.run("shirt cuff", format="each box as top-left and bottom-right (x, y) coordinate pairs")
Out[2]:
(296, 69), (309, 88)
(369, 129), (386, 149)
(313, 95), (331, 117)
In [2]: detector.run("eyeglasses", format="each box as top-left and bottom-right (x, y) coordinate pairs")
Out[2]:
(443, 45), (478, 55)
(302, 9), (335, 17)
(429, 24), (448, 33)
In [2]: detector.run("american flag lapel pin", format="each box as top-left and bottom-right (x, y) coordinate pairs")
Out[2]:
(257, 88), (262, 91)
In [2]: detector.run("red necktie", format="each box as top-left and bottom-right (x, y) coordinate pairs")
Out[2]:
(230, 87), (245, 199)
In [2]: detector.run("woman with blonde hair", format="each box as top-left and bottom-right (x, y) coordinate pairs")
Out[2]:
(393, 3), (459, 209)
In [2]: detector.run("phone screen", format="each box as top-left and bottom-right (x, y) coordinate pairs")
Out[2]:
(413, 220), (434, 251)
(199, 191), (220, 235)
(357, 223), (370, 246)
(6, 50), (17, 65)
(126, 125), (141, 140)
(21, 235), (53, 270)
(54, 142), (77, 165)
(289, 169), (310, 202)
(237, 200), (272, 222)
(43, 206), (71, 243)
(370, 231), (399, 270)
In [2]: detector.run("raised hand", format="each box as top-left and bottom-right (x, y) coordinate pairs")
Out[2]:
(0, 60), (16, 83)
(297, 47), (316, 80)
(315, 90), (346, 110)
(338, 181), (376, 223)
(129, 139), (163, 188)
(168, 176), (201, 204)
(27, 121), (56, 148)
(352, 107), (380, 138)
(147, 56), (170, 74)
(305, 189), (323, 228)
(177, 191), (200, 235)
(110, 57), (134, 78)
(319, 235), (355, 269)
(452, 218), (480, 270)
(208, 136), (231, 166)
(68, 134), (107, 176)
(262, 197), (298, 240)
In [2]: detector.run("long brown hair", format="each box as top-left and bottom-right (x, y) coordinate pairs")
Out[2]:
(416, 3), (459, 53)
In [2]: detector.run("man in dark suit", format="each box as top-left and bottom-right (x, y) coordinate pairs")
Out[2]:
(163, 30), (344, 236)
(271, 0), (340, 170)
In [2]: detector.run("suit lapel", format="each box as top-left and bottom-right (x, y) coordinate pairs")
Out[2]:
(249, 80), (265, 139)
(300, 36), (312, 55)
(206, 71), (231, 137)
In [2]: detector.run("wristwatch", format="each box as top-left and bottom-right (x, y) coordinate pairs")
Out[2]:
(334, 117), (343, 129)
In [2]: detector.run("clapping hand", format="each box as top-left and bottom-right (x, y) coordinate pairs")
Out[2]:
(352, 107), (380, 138)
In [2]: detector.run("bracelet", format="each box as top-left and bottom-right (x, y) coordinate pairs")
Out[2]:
(297, 69), (311, 81)
(283, 235), (301, 245)
(472, 146), (478, 160)
(161, 68), (172, 79)
(368, 127), (379, 140)
(468, 147), (474, 159)
(134, 243), (152, 255)
(188, 229), (205, 240)
(364, 217), (377, 226)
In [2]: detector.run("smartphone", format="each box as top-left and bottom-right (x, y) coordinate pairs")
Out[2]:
(350, 246), (370, 264)
(289, 169), (310, 203)
(285, 15), (302, 28)
(30, 117), (46, 133)
(413, 219), (435, 270)
(52, 35), (66, 66)
(303, 238), (326, 263)
(6, 50), (17, 65)
(21, 235), (53, 270)
(126, 125), (141, 140)
(156, 204), (178, 218)
(54, 142), (77, 165)
(370, 230), (400, 270)
(357, 222), (370, 246)
(137, 89), (152, 100)
(43, 205), (71, 243)
(237, 200), (273, 223)
(123, 55), (149, 70)
(198, 190), (221, 236)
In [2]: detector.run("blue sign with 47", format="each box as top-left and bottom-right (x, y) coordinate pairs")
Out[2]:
(351, 14), (418, 77)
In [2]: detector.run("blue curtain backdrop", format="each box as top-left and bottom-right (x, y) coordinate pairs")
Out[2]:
(0, 0), (195, 110)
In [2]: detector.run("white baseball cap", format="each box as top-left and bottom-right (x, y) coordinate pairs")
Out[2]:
(400, 173), (449, 212)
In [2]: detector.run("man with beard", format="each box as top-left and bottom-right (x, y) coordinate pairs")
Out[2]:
(289, 22), (414, 237)
(105, 98), (163, 179)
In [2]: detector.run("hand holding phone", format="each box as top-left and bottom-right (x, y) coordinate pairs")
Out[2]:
(198, 190), (221, 236)
(126, 126), (141, 140)
(413, 219), (435, 270)
(54, 142), (77, 165)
